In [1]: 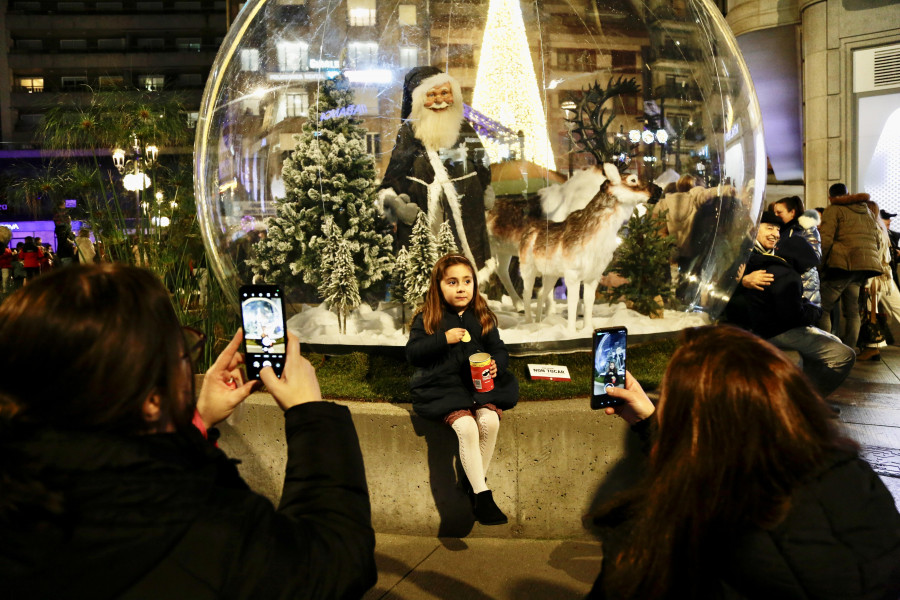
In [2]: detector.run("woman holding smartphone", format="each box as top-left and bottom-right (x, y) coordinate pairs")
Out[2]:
(589, 325), (900, 599)
(0, 264), (375, 599)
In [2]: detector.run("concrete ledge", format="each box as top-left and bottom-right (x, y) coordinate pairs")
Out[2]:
(218, 395), (646, 539)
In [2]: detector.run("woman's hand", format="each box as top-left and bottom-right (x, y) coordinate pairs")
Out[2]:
(445, 328), (467, 344)
(604, 370), (656, 425)
(196, 329), (257, 428)
(489, 359), (497, 378)
(259, 332), (322, 411)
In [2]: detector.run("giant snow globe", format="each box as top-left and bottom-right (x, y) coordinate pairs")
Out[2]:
(195, 0), (766, 351)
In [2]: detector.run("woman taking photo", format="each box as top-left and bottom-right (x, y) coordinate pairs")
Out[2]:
(0, 264), (375, 599)
(590, 325), (900, 599)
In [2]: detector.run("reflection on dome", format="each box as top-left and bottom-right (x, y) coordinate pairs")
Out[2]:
(194, 0), (766, 347)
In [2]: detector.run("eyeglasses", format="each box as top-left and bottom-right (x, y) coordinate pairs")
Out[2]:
(182, 326), (207, 364)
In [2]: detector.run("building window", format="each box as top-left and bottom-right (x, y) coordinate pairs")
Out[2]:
(176, 37), (202, 51)
(366, 132), (381, 157)
(99, 75), (125, 89)
(136, 1), (163, 9)
(277, 41), (309, 71)
(59, 39), (88, 51)
(174, 0), (201, 8)
(178, 73), (203, 87)
(348, 0), (375, 26)
(15, 39), (43, 50)
(240, 48), (260, 71)
(348, 42), (378, 68)
(186, 112), (199, 128)
(96, 1), (123, 9)
(58, 2), (85, 10)
(399, 46), (417, 69)
(611, 50), (637, 70)
(285, 92), (309, 118)
(17, 77), (44, 93)
(137, 38), (165, 49)
(60, 76), (88, 91)
(140, 75), (165, 91)
(557, 48), (597, 71)
(97, 38), (125, 50)
(14, 1), (41, 10)
(398, 4), (415, 25)
(18, 114), (44, 129)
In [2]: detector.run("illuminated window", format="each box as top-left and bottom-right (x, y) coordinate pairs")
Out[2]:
(399, 46), (417, 69)
(140, 75), (165, 91)
(98, 76), (124, 89)
(557, 48), (596, 71)
(186, 112), (199, 128)
(398, 4), (415, 25)
(17, 77), (44, 92)
(285, 93), (309, 118)
(240, 48), (260, 71)
(348, 0), (375, 26)
(176, 37), (202, 51)
(348, 42), (378, 68)
(277, 41), (309, 71)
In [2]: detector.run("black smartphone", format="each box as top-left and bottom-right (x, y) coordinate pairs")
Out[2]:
(239, 284), (288, 380)
(591, 326), (627, 409)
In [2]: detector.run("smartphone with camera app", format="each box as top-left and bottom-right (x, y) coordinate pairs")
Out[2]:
(591, 326), (627, 409)
(239, 284), (288, 380)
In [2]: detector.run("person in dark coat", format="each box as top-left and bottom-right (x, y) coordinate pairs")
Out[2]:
(379, 66), (493, 269)
(406, 254), (517, 525)
(725, 211), (855, 397)
(588, 325), (900, 599)
(0, 264), (376, 599)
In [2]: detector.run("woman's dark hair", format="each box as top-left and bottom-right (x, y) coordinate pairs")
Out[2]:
(416, 254), (497, 336)
(601, 325), (855, 598)
(0, 264), (193, 434)
(774, 195), (804, 218)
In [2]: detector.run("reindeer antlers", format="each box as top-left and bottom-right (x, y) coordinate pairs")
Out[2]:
(566, 76), (641, 170)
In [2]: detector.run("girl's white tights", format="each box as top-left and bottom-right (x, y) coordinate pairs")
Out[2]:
(451, 408), (500, 494)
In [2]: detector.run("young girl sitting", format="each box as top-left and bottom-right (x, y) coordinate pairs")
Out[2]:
(406, 254), (519, 525)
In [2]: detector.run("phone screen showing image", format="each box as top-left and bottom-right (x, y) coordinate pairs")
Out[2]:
(591, 327), (627, 409)
(239, 284), (287, 379)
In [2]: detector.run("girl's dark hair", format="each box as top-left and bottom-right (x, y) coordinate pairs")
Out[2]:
(774, 195), (804, 218)
(602, 325), (855, 598)
(0, 263), (193, 434)
(417, 254), (497, 336)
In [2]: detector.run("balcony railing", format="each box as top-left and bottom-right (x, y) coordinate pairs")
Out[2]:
(654, 83), (703, 102)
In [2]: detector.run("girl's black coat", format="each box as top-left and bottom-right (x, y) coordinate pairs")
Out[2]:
(406, 307), (518, 420)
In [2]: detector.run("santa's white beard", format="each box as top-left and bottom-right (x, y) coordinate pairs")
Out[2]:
(411, 102), (464, 151)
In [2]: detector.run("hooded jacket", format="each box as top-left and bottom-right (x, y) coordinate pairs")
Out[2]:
(725, 235), (822, 339)
(0, 402), (376, 600)
(820, 192), (883, 277)
(779, 209), (822, 306)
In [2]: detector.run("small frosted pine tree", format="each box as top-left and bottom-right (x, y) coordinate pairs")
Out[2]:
(321, 232), (360, 335)
(604, 207), (675, 317)
(405, 212), (438, 306)
(436, 220), (459, 257)
(391, 246), (412, 330)
(248, 73), (392, 294)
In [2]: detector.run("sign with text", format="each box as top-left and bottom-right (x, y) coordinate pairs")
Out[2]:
(527, 364), (571, 382)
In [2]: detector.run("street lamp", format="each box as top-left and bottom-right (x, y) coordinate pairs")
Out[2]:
(112, 135), (159, 235)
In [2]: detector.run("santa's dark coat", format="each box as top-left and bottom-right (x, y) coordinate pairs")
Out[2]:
(381, 121), (492, 268)
(406, 306), (518, 420)
(725, 236), (823, 339)
(0, 402), (376, 599)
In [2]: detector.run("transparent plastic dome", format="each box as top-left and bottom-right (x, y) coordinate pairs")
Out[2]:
(195, 0), (765, 346)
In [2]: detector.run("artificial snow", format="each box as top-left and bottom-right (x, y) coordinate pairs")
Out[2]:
(287, 296), (710, 350)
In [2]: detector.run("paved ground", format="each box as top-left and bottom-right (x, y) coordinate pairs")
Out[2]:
(365, 347), (900, 600)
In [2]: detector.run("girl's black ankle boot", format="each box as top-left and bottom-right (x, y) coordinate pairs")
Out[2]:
(473, 490), (508, 525)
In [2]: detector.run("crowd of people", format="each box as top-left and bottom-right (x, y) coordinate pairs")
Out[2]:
(0, 229), (103, 292)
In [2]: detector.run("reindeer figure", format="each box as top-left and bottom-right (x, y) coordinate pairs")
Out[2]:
(485, 165), (609, 311)
(518, 163), (650, 330)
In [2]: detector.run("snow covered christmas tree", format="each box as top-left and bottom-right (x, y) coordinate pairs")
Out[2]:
(436, 220), (459, 257)
(248, 73), (393, 294)
(320, 221), (361, 334)
(405, 212), (438, 306)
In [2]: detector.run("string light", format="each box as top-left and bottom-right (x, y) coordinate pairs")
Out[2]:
(472, 0), (556, 170)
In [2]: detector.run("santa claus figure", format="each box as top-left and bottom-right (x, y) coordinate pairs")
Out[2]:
(379, 66), (493, 268)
